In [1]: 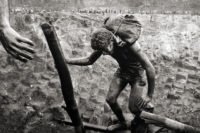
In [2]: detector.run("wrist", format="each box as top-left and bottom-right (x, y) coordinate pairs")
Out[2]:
(147, 93), (153, 98)
(0, 19), (10, 29)
(65, 58), (71, 64)
(0, 22), (10, 29)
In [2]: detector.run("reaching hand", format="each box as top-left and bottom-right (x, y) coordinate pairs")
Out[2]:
(135, 96), (154, 113)
(0, 26), (35, 62)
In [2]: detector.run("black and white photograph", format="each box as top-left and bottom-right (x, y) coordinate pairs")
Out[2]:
(0, 0), (200, 133)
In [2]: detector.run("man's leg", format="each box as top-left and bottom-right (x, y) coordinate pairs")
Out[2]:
(106, 75), (128, 124)
(129, 80), (149, 133)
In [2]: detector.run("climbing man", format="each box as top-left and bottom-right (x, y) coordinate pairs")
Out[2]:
(66, 14), (155, 133)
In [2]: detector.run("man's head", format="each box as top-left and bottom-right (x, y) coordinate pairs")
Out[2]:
(91, 28), (115, 55)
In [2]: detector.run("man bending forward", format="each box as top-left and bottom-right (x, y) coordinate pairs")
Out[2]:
(66, 15), (155, 132)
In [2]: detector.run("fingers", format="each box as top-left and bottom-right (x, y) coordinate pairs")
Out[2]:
(0, 32), (28, 62)
(136, 97), (145, 109)
(4, 46), (28, 63)
(135, 96), (153, 112)
(0, 28), (36, 62)
(17, 36), (35, 46)
(14, 54), (28, 63)
(9, 43), (33, 60)
(12, 42), (35, 54)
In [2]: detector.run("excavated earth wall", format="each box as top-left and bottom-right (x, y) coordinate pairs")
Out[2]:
(0, 11), (200, 132)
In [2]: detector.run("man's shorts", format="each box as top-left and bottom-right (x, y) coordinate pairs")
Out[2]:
(114, 68), (145, 84)
(114, 68), (154, 114)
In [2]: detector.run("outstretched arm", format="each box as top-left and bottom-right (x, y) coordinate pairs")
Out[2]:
(65, 50), (102, 66)
(0, 0), (9, 27)
(129, 42), (155, 98)
(0, 0), (35, 62)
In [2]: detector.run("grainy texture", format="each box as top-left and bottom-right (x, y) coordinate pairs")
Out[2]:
(8, 0), (200, 14)
(0, 10), (200, 133)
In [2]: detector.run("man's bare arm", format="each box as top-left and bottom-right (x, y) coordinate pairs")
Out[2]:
(129, 42), (155, 98)
(65, 50), (102, 66)
(0, 0), (9, 28)
(0, 0), (35, 62)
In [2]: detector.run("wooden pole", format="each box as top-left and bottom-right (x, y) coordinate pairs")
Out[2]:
(41, 23), (85, 133)
(140, 111), (200, 133)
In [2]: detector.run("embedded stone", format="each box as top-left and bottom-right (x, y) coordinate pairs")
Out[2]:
(167, 92), (181, 100)
(49, 107), (65, 120)
(196, 86), (200, 91)
(78, 97), (88, 111)
(188, 74), (200, 80)
(98, 88), (107, 96)
(193, 51), (199, 56)
(176, 72), (188, 81)
(185, 84), (194, 91)
(82, 114), (90, 122)
(172, 83), (185, 89)
(193, 56), (198, 60)
(80, 92), (90, 100)
(175, 90), (184, 95)
(90, 95), (98, 104)
(31, 88), (47, 102)
(48, 80), (60, 89)
(187, 79), (199, 85)
(97, 96), (105, 104)
(183, 62), (197, 70)
(45, 96), (57, 106)
(46, 62), (56, 72)
(34, 62), (46, 73)
(41, 74), (51, 80)
(193, 91), (200, 100)
(164, 84), (172, 89)
(166, 77), (175, 82)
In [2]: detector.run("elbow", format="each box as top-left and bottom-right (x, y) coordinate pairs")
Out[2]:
(86, 61), (93, 65)
(146, 65), (155, 79)
(81, 60), (93, 66)
(88, 59), (95, 65)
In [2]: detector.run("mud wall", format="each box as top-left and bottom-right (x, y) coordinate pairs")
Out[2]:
(0, 12), (200, 132)
(10, 0), (200, 14)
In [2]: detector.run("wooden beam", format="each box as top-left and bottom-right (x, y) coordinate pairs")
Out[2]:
(41, 23), (84, 133)
(140, 111), (200, 133)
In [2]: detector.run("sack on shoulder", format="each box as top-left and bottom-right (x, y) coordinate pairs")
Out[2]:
(104, 14), (142, 46)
